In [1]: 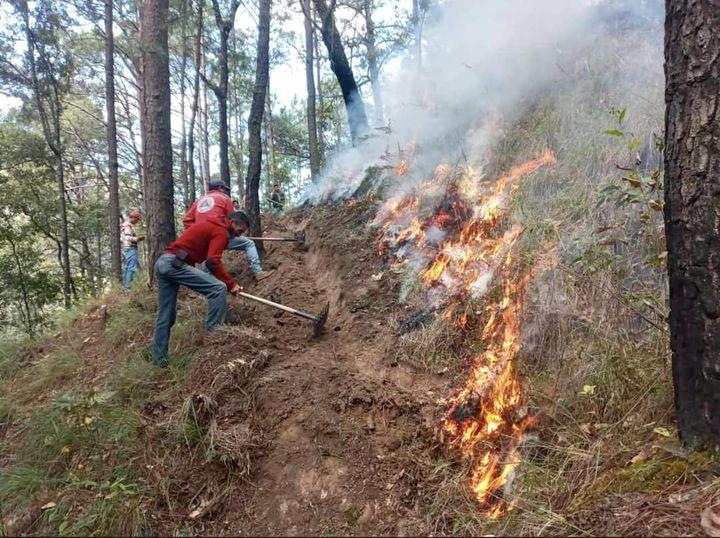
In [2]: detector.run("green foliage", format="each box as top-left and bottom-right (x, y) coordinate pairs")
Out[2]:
(27, 389), (140, 462)
(0, 465), (46, 503)
(0, 336), (32, 381)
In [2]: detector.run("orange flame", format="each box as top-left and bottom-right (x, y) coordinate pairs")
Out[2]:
(376, 150), (556, 516)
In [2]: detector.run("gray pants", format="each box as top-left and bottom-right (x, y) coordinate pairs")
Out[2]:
(226, 235), (262, 275)
(151, 254), (227, 367)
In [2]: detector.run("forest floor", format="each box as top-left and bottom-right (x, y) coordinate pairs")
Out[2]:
(0, 203), (448, 536)
(184, 203), (447, 535)
(2, 202), (720, 536)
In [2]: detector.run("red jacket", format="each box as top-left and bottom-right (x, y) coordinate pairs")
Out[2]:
(164, 219), (237, 290)
(183, 191), (234, 230)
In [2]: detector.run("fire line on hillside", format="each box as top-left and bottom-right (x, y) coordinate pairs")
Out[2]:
(374, 150), (557, 517)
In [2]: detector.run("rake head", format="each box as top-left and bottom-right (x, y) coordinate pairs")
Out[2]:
(294, 230), (306, 246)
(313, 302), (330, 338)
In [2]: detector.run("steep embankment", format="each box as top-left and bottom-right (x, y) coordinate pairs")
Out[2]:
(2, 198), (718, 537)
(0, 203), (447, 536)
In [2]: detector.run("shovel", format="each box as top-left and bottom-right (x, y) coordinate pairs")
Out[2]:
(235, 290), (329, 337)
(244, 230), (305, 246)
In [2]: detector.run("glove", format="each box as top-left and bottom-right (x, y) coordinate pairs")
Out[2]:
(229, 284), (243, 295)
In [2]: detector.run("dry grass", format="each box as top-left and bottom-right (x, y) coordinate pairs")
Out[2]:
(0, 290), (212, 536)
(388, 27), (682, 536)
(394, 314), (463, 374)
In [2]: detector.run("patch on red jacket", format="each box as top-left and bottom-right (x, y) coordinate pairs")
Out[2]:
(197, 195), (216, 214)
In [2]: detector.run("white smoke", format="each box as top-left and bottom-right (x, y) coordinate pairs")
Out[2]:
(305, 0), (663, 201)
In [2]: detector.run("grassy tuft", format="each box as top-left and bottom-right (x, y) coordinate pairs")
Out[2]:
(7, 346), (84, 405)
(0, 466), (46, 504)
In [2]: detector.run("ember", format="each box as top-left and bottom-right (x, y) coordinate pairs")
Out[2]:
(376, 150), (556, 516)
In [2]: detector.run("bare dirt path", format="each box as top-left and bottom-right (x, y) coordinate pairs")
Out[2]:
(206, 207), (445, 535)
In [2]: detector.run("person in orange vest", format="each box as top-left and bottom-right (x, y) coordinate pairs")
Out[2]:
(121, 210), (145, 290)
(151, 211), (249, 367)
(184, 180), (273, 282)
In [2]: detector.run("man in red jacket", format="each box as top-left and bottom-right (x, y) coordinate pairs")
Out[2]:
(183, 180), (235, 229)
(151, 211), (249, 368)
(185, 180), (273, 282)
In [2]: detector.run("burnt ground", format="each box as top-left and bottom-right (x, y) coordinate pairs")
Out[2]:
(149, 203), (449, 535)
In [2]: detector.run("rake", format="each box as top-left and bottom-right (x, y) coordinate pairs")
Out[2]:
(235, 291), (329, 338)
(244, 230), (306, 246)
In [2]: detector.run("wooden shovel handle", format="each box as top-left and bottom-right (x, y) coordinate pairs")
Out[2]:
(236, 291), (317, 322)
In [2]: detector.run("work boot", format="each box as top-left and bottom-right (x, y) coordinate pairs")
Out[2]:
(254, 270), (275, 282)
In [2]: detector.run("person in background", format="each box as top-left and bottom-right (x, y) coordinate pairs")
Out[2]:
(233, 199), (241, 211)
(270, 183), (285, 213)
(121, 210), (144, 291)
(151, 211), (249, 368)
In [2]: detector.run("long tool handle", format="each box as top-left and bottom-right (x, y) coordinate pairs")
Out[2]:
(244, 236), (297, 242)
(237, 291), (317, 321)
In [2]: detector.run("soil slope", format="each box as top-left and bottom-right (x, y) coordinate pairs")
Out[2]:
(199, 204), (445, 535)
(23, 202), (446, 536)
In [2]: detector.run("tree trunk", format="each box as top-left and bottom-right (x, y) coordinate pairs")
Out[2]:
(412, 0), (422, 71)
(233, 84), (245, 200)
(139, 0), (175, 278)
(208, 0), (240, 189)
(231, 28), (244, 200)
(664, 0), (720, 446)
(363, 0), (383, 126)
(200, 40), (211, 189)
(179, 0), (189, 205)
(314, 29), (325, 163)
(313, 0), (369, 146)
(245, 0), (270, 246)
(55, 159), (72, 306)
(302, 0), (321, 181)
(217, 87), (230, 183)
(187, 0), (203, 204)
(105, 0), (122, 282)
(264, 89), (276, 192)
(80, 237), (97, 295)
(8, 234), (33, 335)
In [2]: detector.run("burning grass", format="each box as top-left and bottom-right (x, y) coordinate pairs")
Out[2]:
(375, 150), (558, 517)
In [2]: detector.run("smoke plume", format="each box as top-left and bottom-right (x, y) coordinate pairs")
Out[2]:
(306, 0), (663, 201)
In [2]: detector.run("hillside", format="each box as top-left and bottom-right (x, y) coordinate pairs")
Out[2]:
(3, 186), (720, 537)
(1, 204), (445, 535)
(5, 0), (720, 535)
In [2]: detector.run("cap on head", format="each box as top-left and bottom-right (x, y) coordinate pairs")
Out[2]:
(208, 180), (230, 194)
(129, 210), (141, 219)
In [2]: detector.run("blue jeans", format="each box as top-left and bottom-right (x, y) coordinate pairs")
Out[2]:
(151, 254), (228, 367)
(123, 246), (138, 290)
(226, 236), (262, 275)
